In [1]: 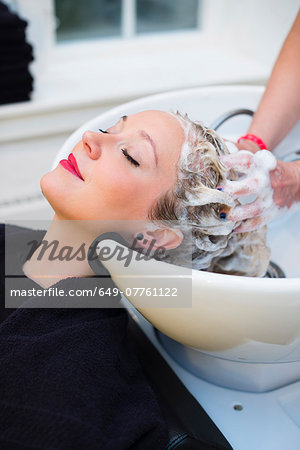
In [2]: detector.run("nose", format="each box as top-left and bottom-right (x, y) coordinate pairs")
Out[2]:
(82, 131), (102, 160)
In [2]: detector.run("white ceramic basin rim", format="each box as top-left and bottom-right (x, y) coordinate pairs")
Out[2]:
(54, 85), (300, 366)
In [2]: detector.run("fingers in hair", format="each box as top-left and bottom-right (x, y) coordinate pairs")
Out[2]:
(233, 216), (264, 233)
(228, 200), (263, 221)
(220, 151), (254, 173)
(222, 177), (260, 198)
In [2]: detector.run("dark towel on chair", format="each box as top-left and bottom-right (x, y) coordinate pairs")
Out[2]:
(0, 224), (169, 449)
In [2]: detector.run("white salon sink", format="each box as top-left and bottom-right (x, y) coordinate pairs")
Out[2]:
(54, 85), (300, 392)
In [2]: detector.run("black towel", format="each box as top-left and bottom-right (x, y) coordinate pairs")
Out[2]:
(0, 42), (34, 61)
(0, 1), (34, 105)
(0, 224), (169, 449)
(0, 70), (33, 89)
(0, 2), (27, 29)
(0, 28), (25, 43)
(0, 89), (30, 104)
(0, 62), (28, 74)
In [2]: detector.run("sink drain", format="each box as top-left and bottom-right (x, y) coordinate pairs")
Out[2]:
(264, 261), (286, 278)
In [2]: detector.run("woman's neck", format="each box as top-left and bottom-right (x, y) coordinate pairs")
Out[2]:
(23, 216), (104, 289)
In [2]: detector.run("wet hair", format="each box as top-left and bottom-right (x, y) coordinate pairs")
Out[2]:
(148, 112), (270, 277)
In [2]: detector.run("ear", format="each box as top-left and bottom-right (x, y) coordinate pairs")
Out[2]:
(137, 227), (183, 251)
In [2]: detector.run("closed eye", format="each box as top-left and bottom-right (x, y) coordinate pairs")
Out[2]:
(121, 148), (140, 167)
(98, 127), (139, 167)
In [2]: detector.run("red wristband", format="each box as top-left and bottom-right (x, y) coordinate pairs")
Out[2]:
(237, 134), (268, 150)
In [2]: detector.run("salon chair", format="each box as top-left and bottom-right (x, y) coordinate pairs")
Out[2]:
(54, 86), (300, 450)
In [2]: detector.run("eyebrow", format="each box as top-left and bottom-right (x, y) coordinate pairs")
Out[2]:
(120, 115), (158, 167)
(138, 130), (158, 167)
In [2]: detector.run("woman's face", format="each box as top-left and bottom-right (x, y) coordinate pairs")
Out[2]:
(41, 110), (185, 223)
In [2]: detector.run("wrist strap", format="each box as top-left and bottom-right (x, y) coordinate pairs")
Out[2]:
(237, 133), (268, 150)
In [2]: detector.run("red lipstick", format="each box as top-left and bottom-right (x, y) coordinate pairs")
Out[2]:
(59, 153), (84, 180)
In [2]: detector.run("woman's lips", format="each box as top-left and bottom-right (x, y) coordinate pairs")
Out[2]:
(59, 153), (84, 180)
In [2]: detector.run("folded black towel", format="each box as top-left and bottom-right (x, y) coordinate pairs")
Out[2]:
(0, 2), (27, 45)
(0, 41), (32, 52)
(0, 70), (33, 89)
(0, 27), (25, 43)
(0, 1), (34, 105)
(0, 42), (34, 63)
(0, 62), (28, 74)
(0, 89), (30, 104)
(0, 2), (27, 29)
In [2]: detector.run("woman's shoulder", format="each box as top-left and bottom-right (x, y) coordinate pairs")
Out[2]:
(0, 222), (46, 243)
(1, 223), (126, 319)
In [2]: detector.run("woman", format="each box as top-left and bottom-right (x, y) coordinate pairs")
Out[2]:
(24, 110), (273, 285)
(0, 110), (273, 449)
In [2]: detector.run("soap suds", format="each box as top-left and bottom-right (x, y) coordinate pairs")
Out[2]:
(156, 112), (283, 277)
(222, 150), (286, 232)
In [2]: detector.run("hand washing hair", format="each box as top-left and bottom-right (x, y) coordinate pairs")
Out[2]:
(148, 112), (270, 277)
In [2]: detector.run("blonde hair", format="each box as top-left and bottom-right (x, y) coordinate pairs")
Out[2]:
(148, 112), (270, 277)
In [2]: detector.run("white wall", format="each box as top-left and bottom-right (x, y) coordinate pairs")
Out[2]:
(1, 0), (299, 217)
(226, 0), (298, 66)
(203, 0), (299, 67)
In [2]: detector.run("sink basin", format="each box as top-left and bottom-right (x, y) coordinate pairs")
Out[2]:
(54, 85), (300, 392)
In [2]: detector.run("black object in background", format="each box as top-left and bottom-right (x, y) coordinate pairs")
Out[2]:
(0, 1), (34, 105)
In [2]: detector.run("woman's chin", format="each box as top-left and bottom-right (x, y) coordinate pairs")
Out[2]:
(40, 171), (67, 217)
(40, 171), (55, 201)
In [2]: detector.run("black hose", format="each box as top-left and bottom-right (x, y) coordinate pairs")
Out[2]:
(210, 109), (254, 131)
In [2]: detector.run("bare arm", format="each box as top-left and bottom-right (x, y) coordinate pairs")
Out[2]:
(229, 11), (300, 224)
(238, 10), (300, 152)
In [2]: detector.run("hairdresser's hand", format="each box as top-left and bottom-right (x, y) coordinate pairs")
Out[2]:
(218, 151), (300, 232)
(235, 139), (300, 205)
(269, 159), (300, 207)
(235, 139), (261, 154)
